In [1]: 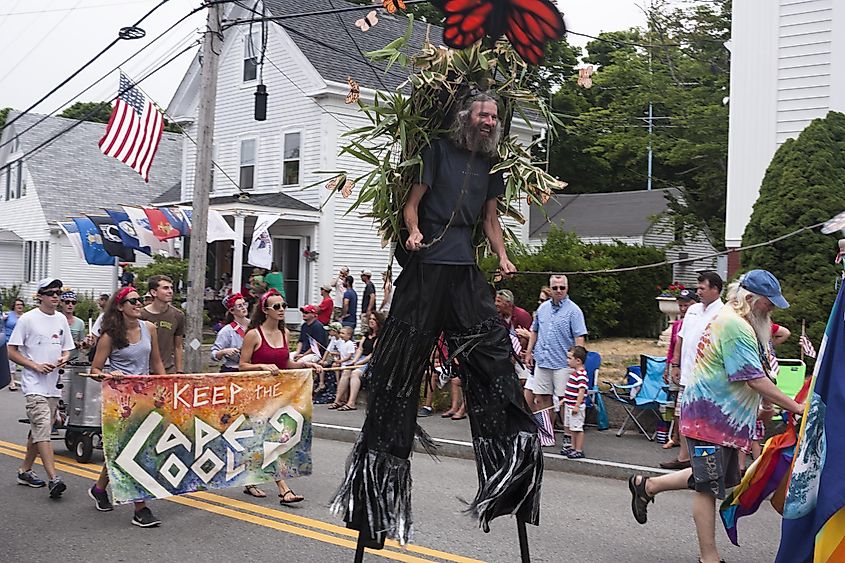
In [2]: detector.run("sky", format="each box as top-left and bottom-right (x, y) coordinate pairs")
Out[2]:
(0, 0), (661, 116)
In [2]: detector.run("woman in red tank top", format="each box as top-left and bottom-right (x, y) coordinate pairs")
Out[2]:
(240, 289), (322, 505)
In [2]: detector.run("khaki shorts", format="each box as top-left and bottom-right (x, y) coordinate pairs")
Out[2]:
(26, 395), (59, 443)
(564, 403), (586, 432)
(530, 366), (570, 397)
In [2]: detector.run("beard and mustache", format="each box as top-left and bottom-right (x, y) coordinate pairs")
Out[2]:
(746, 306), (773, 350)
(451, 118), (502, 158)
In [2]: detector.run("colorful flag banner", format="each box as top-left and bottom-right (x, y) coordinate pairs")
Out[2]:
(71, 217), (115, 266)
(105, 208), (151, 255)
(87, 215), (135, 261)
(248, 213), (280, 270)
(58, 221), (85, 260)
(101, 370), (313, 504)
(142, 207), (180, 241)
(98, 72), (164, 182)
(776, 282), (845, 563)
(167, 207), (191, 236)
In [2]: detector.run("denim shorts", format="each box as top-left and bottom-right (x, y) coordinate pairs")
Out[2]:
(685, 437), (740, 499)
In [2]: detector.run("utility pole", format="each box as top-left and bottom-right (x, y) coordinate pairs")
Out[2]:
(185, 2), (222, 373)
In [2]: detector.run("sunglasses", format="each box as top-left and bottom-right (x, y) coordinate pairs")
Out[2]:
(62, 300), (77, 305)
(551, 286), (567, 291)
(40, 290), (61, 297)
(267, 302), (287, 311)
(122, 297), (143, 305)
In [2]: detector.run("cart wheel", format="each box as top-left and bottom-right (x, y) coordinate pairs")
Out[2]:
(75, 434), (94, 463)
(64, 431), (77, 452)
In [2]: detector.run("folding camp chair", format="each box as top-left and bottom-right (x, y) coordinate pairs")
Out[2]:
(775, 359), (806, 399)
(603, 355), (669, 440)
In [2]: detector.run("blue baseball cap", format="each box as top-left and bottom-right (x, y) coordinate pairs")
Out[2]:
(739, 270), (789, 309)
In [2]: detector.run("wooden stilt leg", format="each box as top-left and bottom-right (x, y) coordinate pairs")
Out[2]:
(517, 519), (530, 563)
(353, 530), (367, 563)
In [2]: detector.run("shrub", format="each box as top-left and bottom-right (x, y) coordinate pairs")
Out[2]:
(482, 228), (670, 338)
(743, 111), (845, 362)
(126, 256), (189, 299)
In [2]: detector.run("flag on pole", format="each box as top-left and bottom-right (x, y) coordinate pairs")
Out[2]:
(207, 209), (238, 243)
(98, 72), (165, 182)
(248, 213), (280, 270)
(167, 208), (191, 236)
(87, 215), (135, 261)
(71, 217), (115, 266)
(58, 221), (85, 260)
(776, 282), (845, 562)
(122, 206), (171, 255)
(105, 208), (150, 255)
(799, 332), (817, 359)
(142, 207), (180, 241)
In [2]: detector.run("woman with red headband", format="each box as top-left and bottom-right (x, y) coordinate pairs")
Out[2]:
(88, 286), (166, 527)
(240, 288), (322, 505)
(210, 292), (266, 498)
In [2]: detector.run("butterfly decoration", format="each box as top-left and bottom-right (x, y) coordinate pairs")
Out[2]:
(326, 173), (356, 198)
(577, 65), (594, 89)
(382, 0), (406, 14)
(430, 0), (567, 65)
(355, 10), (379, 32)
(345, 76), (360, 104)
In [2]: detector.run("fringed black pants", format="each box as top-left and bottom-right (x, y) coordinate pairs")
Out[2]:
(330, 262), (543, 545)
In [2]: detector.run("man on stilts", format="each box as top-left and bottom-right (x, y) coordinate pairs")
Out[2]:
(330, 91), (543, 546)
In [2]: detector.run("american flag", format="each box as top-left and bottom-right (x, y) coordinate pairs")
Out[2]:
(98, 72), (164, 182)
(799, 333), (817, 359)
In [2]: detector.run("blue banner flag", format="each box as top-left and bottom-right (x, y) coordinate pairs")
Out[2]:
(162, 207), (190, 236)
(71, 217), (115, 266)
(105, 208), (151, 255)
(776, 280), (845, 563)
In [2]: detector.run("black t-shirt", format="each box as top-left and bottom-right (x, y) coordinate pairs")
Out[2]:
(299, 320), (328, 350)
(362, 281), (376, 314)
(417, 139), (505, 264)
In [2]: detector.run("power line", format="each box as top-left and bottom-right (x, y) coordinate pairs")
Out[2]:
(1, 0), (182, 134)
(0, 0), (149, 17)
(0, 10), (200, 151)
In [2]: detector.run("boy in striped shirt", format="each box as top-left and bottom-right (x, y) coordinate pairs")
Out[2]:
(561, 346), (589, 459)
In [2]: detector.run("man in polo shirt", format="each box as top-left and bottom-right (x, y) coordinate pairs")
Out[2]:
(294, 304), (328, 364)
(525, 274), (587, 444)
(8, 278), (74, 498)
(661, 271), (724, 470)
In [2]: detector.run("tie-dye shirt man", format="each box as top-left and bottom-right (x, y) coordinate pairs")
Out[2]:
(679, 306), (767, 453)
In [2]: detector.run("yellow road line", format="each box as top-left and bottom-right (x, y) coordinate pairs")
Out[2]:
(0, 440), (484, 563)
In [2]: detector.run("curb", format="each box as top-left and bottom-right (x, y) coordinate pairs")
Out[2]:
(313, 422), (671, 481)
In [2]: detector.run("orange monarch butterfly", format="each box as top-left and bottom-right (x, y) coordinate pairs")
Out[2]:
(345, 76), (360, 104)
(430, 0), (566, 65)
(382, 0), (406, 14)
(355, 10), (379, 31)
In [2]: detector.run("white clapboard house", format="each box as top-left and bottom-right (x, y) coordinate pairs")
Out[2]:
(0, 112), (182, 299)
(726, 0), (845, 274)
(529, 189), (722, 286)
(164, 0), (538, 323)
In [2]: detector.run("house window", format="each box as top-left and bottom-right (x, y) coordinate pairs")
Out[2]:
(240, 138), (256, 190)
(7, 164), (16, 200)
(243, 32), (260, 82)
(0, 167), (5, 200)
(24, 241), (34, 282)
(16, 160), (24, 197)
(40, 241), (49, 279)
(282, 132), (301, 186)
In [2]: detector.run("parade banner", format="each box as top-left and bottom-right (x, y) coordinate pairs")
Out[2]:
(101, 370), (312, 504)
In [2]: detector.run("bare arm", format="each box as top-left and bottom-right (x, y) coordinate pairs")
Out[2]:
(482, 198), (515, 274)
(670, 335), (683, 384)
(147, 322), (166, 375)
(746, 376), (803, 414)
(174, 335), (184, 372)
(772, 325), (791, 346)
(8, 345), (55, 375)
(525, 330), (538, 368)
(91, 334), (115, 375)
(575, 336), (585, 347)
(574, 387), (587, 410)
(403, 183), (428, 251)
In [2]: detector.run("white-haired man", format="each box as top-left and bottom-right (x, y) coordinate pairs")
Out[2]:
(628, 270), (804, 563)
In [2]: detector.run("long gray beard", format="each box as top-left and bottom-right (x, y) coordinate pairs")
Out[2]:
(747, 308), (773, 349)
(452, 123), (502, 157)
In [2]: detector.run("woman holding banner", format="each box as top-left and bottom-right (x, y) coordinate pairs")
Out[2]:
(239, 288), (322, 505)
(88, 286), (166, 528)
(211, 292), (267, 498)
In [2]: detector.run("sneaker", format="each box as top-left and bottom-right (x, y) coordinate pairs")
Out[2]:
(132, 507), (162, 528)
(17, 470), (46, 488)
(48, 477), (67, 498)
(88, 485), (114, 512)
(559, 445), (573, 456)
(417, 406), (433, 418)
(567, 450), (585, 459)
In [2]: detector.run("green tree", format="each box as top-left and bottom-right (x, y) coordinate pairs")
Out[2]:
(742, 111), (845, 358)
(127, 256), (189, 298)
(0, 107), (10, 130)
(59, 101), (181, 132)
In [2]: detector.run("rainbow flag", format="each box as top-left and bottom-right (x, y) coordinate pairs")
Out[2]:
(776, 280), (845, 562)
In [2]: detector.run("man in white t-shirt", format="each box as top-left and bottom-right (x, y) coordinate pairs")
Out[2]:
(330, 266), (350, 321)
(8, 278), (75, 498)
(661, 271), (724, 470)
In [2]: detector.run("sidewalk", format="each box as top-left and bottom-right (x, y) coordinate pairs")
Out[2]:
(313, 403), (674, 480)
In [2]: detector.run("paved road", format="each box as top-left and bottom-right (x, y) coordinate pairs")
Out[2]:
(0, 389), (782, 562)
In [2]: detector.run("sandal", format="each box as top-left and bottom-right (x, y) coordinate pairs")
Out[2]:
(451, 414), (467, 420)
(662, 439), (678, 449)
(337, 404), (357, 411)
(279, 489), (304, 504)
(243, 484), (266, 498)
(440, 411), (456, 418)
(628, 474), (654, 525)
(327, 403), (342, 409)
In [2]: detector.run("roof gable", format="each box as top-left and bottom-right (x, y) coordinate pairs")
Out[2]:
(2, 112), (182, 224)
(530, 188), (680, 239)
